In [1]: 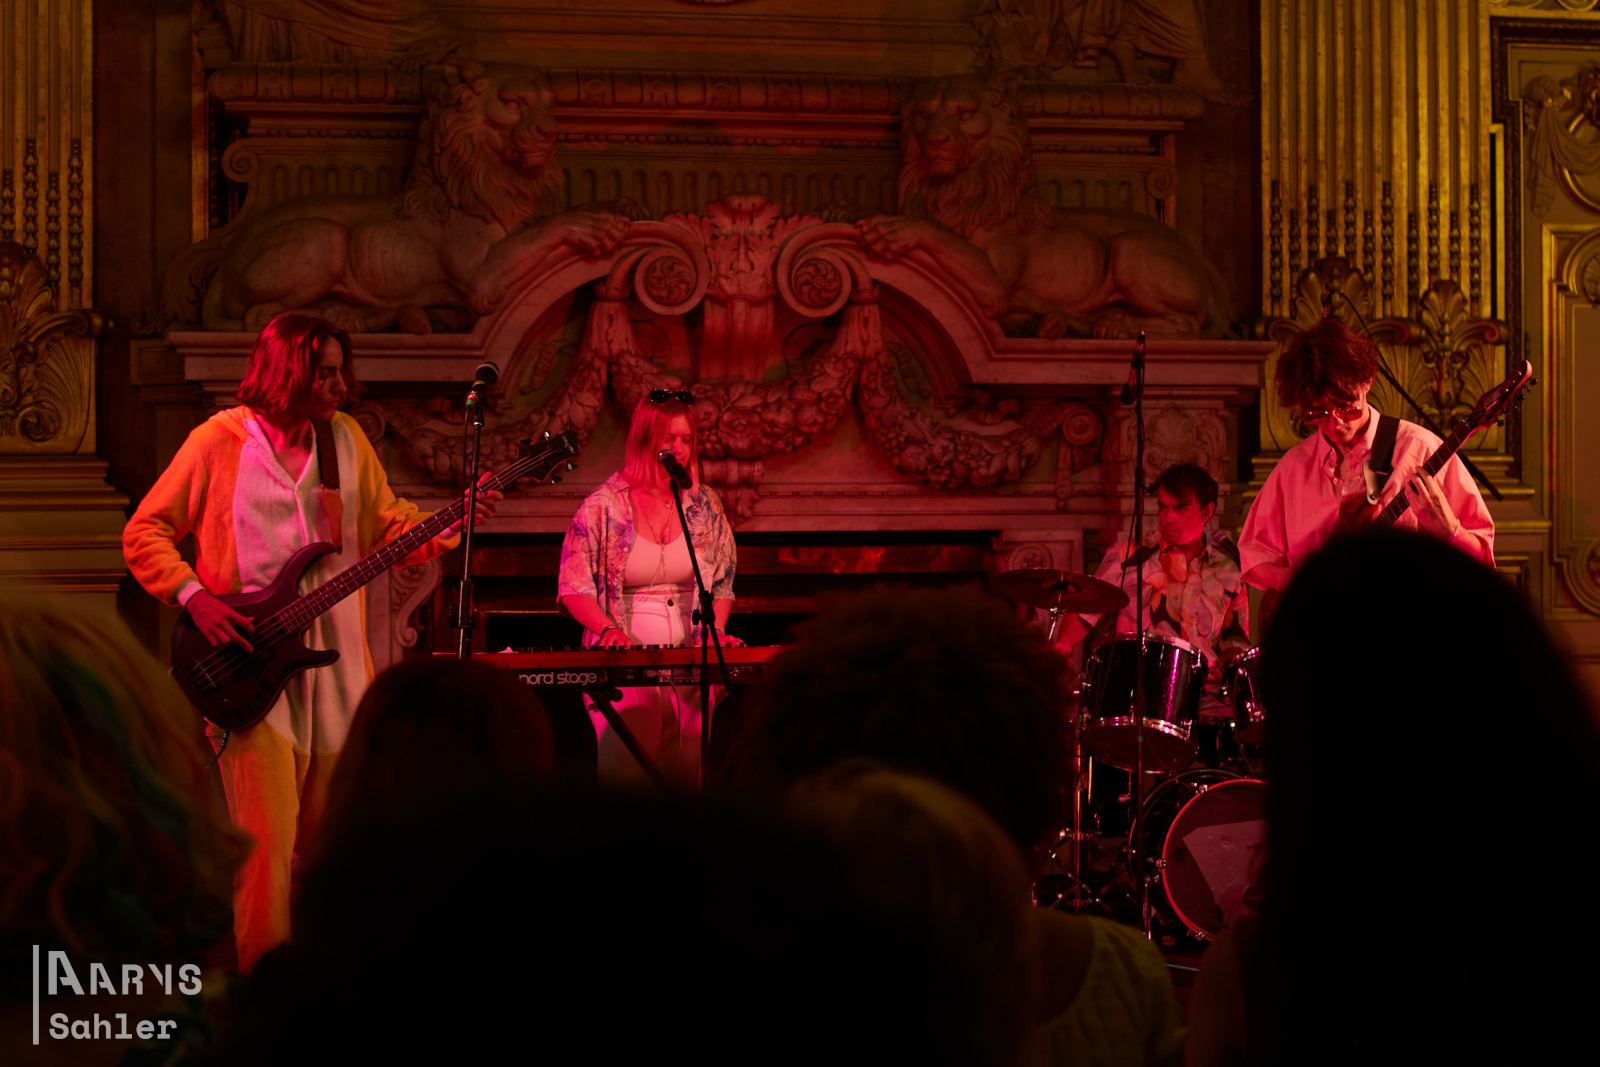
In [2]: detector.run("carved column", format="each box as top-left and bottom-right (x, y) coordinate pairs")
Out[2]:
(0, 0), (127, 614)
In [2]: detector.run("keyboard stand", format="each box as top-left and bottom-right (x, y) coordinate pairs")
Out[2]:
(583, 684), (667, 790)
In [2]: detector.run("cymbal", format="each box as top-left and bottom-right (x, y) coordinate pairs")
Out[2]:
(991, 568), (1130, 614)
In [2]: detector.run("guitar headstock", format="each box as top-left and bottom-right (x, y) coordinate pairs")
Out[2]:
(1463, 360), (1535, 434)
(497, 430), (580, 488)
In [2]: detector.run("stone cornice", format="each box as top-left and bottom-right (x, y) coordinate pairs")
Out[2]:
(204, 62), (1203, 128)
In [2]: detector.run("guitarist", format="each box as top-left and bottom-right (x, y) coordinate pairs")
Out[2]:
(1239, 316), (1494, 626)
(122, 313), (501, 972)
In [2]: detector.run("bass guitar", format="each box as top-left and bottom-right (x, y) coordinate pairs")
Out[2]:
(170, 430), (580, 731)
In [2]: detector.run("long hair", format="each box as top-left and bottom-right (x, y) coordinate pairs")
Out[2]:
(1260, 529), (1600, 1060)
(236, 312), (361, 417)
(0, 590), (249, 994)
(786, 761), (1038, 1067)
(622, 394), (699, 494)
(307, 658), (553, 869)
(1274, 314), (1380, 411)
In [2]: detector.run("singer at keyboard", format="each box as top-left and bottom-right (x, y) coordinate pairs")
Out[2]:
(556, 389), (741, 789)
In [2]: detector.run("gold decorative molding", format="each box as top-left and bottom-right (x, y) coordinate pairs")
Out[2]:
(0, 0), (94, 311)
(1260, 0), (1494, 320)
(0, 242), (106, 454)
(1548, 225), (1600, 615)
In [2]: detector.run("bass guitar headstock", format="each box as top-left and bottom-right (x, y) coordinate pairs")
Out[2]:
(1463, 359), (1535, 434)
(497, 430), (580, 489)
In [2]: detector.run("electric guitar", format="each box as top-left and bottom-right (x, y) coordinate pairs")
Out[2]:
(1334, 360), (1535, 533)
(170, 431), (581, 731)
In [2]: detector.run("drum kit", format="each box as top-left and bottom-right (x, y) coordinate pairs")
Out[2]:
(993, 567), (1269, 946)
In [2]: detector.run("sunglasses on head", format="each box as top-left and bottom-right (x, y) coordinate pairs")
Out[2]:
(647, 389), (695, 404)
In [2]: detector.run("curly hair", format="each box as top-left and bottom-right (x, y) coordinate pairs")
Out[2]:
(728, 584), (1070, 851)
(0, 590), (249, 995)
(1274, 314), (1380, 412)
(235, 312), (360, 417)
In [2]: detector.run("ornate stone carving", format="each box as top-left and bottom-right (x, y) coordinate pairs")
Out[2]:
(194, 1), (457, 69)
(390, 557), (443, 651)
(971, 0), (1249, 106)
(200, 61), (631, 333)
(1004, 542), (1054, 571)
(669, 196), (823, 381)
(0, 242), (106, 453)
(352, 194), (1089, 522)
(856, 73), (1227, 339)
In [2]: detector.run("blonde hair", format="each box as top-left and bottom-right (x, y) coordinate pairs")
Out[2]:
(0, 590), (249, 976)
(786, 760), (1038, 1066)
(622, 394), (698, 493)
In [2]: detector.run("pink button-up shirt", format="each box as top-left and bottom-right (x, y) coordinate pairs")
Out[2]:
(1239, 406), (1495, 589)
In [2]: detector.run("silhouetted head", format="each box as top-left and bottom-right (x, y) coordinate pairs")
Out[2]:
(728, 583), (1070, 852)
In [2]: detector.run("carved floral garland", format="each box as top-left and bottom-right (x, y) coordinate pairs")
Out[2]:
(357, 198), (1100, 522)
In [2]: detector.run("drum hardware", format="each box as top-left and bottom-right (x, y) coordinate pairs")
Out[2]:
(1079, 631), (1208, 772)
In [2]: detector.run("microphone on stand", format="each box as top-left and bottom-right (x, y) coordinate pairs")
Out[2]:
(466, 361), (499, 408)
(657, 450), (693, 492)
(1120, 331), (1146, 405)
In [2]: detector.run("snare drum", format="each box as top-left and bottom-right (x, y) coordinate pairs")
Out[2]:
(1134, 772), (1267, 939)
(1218, 647), (1266, 747)
(1079, 632), (1208, 772)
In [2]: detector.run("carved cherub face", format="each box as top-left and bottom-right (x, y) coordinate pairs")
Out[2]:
(907, 76), (998, 177)
(479, 71), (558, 173)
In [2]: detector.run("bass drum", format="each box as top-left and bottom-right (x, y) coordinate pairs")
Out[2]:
(1131, 771), (1267, 940)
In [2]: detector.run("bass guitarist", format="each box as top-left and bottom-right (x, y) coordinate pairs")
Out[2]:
(123, 313), (501, 972)
(1239, 315), (1495, 623)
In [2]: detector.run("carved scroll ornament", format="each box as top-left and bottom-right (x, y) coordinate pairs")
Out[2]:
(0, 242), (106, 453)
(360, 196), (1100, 523)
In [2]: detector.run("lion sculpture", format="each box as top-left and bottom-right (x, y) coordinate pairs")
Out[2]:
(858, 73), (1227, 340)
(203, 61), (628, 333)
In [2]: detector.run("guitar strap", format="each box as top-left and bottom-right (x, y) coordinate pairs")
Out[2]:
(313, 419), (344, 553)
(1366, 413), (1401, 503)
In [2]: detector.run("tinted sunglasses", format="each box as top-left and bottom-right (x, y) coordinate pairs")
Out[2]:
(647, 389), (694, 404)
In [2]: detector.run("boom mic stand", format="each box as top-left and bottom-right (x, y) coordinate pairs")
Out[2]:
(660, 455), (731, 790)
(456, 363), (496, 661)
(1127, 330), (1153, 939)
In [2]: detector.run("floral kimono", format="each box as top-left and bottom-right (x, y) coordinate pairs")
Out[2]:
(557, 472), (737, 645)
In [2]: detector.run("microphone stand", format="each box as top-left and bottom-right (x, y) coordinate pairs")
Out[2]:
(664, 469), (730, 791)
(1128, 330), (1152, 939)
(456, 378), (488, 661)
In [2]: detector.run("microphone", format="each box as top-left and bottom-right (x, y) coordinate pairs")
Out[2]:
(1120, 331), (1146, 405)
(657, 450), (692, 492)
(471, 361), (499, 388)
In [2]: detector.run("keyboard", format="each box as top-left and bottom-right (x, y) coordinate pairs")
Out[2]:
(456, 645), (784, 688)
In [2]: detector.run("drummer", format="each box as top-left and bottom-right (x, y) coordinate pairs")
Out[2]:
(1053, 463), (1251, 708)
